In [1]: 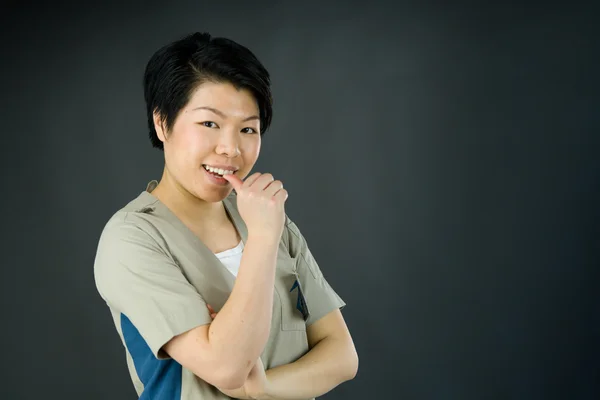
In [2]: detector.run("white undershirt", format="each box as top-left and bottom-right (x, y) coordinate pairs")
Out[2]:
(214, 240), (244, 277)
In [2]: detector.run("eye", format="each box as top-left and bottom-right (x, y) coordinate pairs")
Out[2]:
(241, 127), (258, 134)
(200, 121), (218, 128)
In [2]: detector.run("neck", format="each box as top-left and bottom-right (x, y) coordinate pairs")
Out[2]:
(150, 168), (226, 226)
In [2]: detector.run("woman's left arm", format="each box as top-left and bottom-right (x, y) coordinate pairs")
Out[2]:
(256, 309), (358, 400)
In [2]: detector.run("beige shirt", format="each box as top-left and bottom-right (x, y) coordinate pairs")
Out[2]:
(94, 181), (346, 399)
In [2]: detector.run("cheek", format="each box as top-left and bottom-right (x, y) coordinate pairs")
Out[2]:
(178, 129), (212, 156)
(242, 137), (261, 163)
(166, 129), (211, 170)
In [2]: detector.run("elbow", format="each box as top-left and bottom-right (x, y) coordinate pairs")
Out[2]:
(343, 351), (359, 381)
(208, 361), (251, 390)
(212, 375), (246, 391)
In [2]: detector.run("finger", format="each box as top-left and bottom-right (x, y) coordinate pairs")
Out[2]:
(264, 180), (284, 197)
(242, 172), (262, 188)
(273, 188), (288, 203)
(210, 313), (217, 319)
(207, 304), (214, 312)
(222, 174), (244, 191)
(250, 173), (274, 191)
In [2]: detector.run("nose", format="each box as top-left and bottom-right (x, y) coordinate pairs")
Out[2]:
(216, 129), (241, 158)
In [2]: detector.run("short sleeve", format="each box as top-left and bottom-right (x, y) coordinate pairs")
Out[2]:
(284, 216), (346, 326)
(94, 213), (212, 359)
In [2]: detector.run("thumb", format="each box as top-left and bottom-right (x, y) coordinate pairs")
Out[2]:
(223, 173), (243, 191)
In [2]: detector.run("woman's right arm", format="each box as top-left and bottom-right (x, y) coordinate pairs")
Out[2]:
(163, 172), (288, 389)
(163, 232), (279, 389)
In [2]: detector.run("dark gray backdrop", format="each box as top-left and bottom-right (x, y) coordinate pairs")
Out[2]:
(1, 1), (598, 399)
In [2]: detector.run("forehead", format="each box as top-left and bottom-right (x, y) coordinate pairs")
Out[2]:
(186, 81), (259, 114)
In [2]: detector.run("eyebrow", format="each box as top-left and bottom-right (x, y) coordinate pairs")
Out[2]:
(191, 106), (259, 122)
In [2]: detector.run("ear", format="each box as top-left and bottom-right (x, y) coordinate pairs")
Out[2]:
(153, 110), (167, 143)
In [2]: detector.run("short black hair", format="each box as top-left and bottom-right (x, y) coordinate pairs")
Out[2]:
(143, 32), (273, 150)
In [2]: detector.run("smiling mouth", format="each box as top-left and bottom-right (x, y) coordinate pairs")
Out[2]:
(202, 164), (237, 177)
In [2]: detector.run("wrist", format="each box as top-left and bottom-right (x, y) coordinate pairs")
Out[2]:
(250, 383), (272, 400)
(247, 371), (272, 400)
(247, 230), (281, 247)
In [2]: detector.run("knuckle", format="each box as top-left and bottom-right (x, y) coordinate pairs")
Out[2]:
(244, 173), (260, 185)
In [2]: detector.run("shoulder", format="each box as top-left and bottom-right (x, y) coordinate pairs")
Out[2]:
(280, 213), (307, 258)
(94, 196), (173, 284)
(283, 213), (302, 240)
(96, 191), (165, 252)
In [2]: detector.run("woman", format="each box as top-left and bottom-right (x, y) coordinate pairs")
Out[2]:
(94, 32), (358, 399)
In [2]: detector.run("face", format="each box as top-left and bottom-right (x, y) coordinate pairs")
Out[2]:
(154, 81), (261, 203)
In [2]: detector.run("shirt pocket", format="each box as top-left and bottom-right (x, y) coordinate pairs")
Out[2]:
(274, 254), (308, 331)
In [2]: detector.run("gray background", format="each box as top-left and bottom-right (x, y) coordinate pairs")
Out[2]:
(1, 1), (598, 399)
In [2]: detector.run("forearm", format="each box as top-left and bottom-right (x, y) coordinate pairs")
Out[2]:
(261, 337), (358, 400)
(208, 233), (278, 367)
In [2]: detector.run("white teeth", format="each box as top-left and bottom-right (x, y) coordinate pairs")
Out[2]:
(204, 165), (235, 176)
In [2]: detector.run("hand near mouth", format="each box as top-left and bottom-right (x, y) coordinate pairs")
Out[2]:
(223, 172), (288, 242)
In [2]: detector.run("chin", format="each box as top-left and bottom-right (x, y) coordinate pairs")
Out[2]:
(193, 187), (233, 203)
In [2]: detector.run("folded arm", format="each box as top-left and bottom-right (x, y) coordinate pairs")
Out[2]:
(259, 309), (358, 400)
(163, 233), (280, 390)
